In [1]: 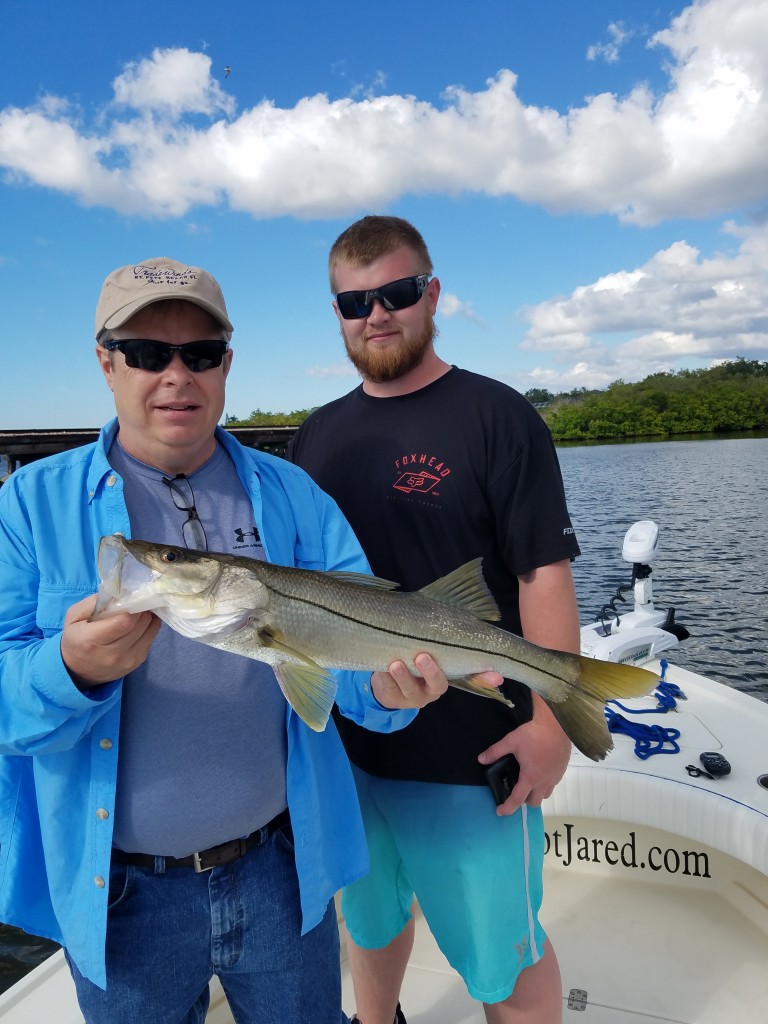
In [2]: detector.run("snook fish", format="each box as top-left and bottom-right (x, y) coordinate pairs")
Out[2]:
(91, 534), (658, 760)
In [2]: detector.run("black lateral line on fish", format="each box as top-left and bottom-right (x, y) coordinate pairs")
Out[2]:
(266, 581), (568, 690)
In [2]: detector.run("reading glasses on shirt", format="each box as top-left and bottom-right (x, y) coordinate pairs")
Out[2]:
(335, 274), (430, 320)
(161, 474), (208, 551)
(103, 339), (229, 373)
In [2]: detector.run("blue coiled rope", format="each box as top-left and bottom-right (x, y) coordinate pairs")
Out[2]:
(604, 659), (685, 759)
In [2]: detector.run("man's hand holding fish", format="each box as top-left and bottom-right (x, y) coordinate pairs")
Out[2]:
(60, 593), (161, 690)
(372, 654), (503, 711)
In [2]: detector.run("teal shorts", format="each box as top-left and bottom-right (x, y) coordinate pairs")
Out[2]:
(342, 767), (548, 1003)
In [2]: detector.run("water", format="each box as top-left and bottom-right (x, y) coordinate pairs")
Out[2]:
(1, 435), (767, 995)
(559, 435), (768, 701)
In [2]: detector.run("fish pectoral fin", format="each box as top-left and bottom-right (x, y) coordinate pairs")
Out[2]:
(451, 674), (514, 707)
(257, 626), (337, 732)
(272, 663), (337, 733)
(325, 570), (400, 590)
(418, 559), (501, 622)
(257, 627), (321, 669)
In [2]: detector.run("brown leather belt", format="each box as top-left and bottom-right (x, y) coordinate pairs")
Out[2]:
(111, 808), (290, 873)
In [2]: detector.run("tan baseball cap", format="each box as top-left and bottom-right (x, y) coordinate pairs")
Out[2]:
(95, 257), (234, 338)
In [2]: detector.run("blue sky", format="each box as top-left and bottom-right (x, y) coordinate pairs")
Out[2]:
(1, 0), (767, 428)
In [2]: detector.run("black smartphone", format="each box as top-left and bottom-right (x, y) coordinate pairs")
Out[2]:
(484, 754), (520, 805)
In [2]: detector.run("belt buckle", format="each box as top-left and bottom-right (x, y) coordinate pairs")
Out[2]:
(192, 850), (214, 873)
(192, 837), (246, 873)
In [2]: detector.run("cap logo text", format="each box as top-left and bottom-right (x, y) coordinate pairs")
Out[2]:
(133, 265), (198, 287)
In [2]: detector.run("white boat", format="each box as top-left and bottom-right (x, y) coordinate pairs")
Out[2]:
(1, 522), (767, 1022)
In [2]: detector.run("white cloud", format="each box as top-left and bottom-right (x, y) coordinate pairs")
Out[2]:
(587, 22), (633, 64)
(306, 362), (358, 380)
(349, 70), (389, 100)
(0, 1), (766, 224)
(515, 361), (618, 394)
(438, 291), (488, 327)
(517, 222), (768, 390)
(111, 48), (235, 118)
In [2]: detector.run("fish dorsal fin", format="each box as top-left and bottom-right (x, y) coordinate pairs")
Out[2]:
(418, 558), (501, 622)
(325, 570), (400, 590)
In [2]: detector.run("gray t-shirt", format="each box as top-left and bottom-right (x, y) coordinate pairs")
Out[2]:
(108, 439), (287, 856)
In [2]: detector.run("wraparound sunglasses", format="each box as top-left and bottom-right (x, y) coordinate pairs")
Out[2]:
(102, 339), (229, 372)
(335, 274), (430, 320)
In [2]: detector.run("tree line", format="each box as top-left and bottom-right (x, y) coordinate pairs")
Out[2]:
(535, 359), (768, 441)
(225, 359), (768, 443)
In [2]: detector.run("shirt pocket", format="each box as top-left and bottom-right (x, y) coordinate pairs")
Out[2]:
(37, 585), (93, 637)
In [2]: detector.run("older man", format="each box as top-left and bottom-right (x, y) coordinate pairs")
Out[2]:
(0, 257), (454, 1024)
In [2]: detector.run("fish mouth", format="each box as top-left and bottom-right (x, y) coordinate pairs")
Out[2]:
(91, 535), (256, 639)
(92, 535), (165, 617)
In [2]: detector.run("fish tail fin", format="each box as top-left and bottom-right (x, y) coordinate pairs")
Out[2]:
(273, 663), (337, 732)
(546, 658), (658, 762)
(575, 657), (658, 704)
(545, 690), (614, 762)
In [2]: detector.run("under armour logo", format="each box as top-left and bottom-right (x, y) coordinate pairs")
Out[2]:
(234, 526), (261, 544)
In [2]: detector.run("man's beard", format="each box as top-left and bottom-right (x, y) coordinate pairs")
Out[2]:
(343, 318), (438, 384)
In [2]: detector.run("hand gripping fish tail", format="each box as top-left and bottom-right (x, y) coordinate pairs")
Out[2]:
(91, 535), (657, 759)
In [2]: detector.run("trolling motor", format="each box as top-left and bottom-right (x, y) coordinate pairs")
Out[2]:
(580, 520), (690, 667)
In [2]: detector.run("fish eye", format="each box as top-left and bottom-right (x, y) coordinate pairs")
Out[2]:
(162, 550), (182, 563)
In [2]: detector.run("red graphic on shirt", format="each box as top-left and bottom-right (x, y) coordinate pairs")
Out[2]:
(393, 471), (441, 494)
(392, 453), (452, 499)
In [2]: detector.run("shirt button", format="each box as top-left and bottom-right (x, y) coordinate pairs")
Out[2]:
(106, 475), (117, 487)
(99, 738), (113, 750)
(96, 808), (109, 821)
(94, 876), (105, 889)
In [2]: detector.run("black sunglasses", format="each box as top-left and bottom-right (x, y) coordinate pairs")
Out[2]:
(103, 339), (229, 373)
(335, 275), (430, 320)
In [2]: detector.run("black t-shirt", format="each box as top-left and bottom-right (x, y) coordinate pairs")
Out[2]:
(289, 367), (580, 784)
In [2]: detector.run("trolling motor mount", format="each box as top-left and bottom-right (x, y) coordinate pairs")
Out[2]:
(580, 520), (688, 666)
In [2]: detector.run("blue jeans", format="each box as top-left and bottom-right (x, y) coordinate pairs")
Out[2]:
(66, 825), (349, 1024)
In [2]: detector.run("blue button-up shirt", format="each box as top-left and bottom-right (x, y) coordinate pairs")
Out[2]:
(0, 421), (414, 988)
